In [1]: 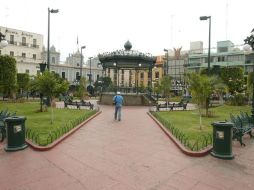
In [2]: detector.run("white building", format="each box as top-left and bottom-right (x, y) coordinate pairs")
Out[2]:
(0, 26), (43, 75)
(0, 26), (103, 85)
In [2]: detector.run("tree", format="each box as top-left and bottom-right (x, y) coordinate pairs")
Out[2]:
(214, 82), (228, 105)
(160, 76), (172, 108)
(153, 80), (162, 102)
(33, 71), (69, 124)
(17, 73), (30, 98)
(77, 77), (88, 100)
(220, 67), (245, 94)
(188, 73), (217, 129)
(0, 55), (17, 99)
(94, 76), (112, 91)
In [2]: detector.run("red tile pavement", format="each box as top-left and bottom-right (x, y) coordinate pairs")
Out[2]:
(0, 105), (254, 190)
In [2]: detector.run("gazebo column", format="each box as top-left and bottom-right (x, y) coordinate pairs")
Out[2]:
(117, 67), (119, 91)
(148, 66), (152, 95)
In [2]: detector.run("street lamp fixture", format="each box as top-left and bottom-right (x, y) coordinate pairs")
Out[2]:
(47, 8), (59, 71)
(244, 29), (254, 118)
(80, 45), (86, 80)
(0, 32), (8, 48)
(200, 15), (211, 73)
(163, 48), (169, 75)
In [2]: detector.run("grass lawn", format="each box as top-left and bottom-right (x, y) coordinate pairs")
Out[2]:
(0, 101), (96, 145)
(152, 105), (251, 150)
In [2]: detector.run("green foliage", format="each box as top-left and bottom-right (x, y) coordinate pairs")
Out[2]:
(228, 93), (247, 106)
(152, 105), (251, 151)
(220, 67), (245, 94)
(188, 73), (215, 108)
(247, 72), (253, 97)
(0, 102), (96, 146)
(160, 75), (172, 102)
(17, 73), (30, 96)
(94, 76), (112, 91)
(77, 77), (88, 99)
(187, 73), (219, 129)
(33, 71), (69, 99)
(0, 55), (17, 98)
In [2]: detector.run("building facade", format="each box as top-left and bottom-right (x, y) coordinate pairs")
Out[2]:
(0, 26), (103, 85)
(0, 26), (43, 75)
(187, 40), (254, 74)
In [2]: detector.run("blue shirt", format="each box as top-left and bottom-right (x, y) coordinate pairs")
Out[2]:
(113, 95), (124, 107)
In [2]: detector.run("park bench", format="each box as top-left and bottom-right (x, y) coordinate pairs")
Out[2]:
(156, 100), (188, 111)
(230, 112), (254, 146)
(64, 100), (94, 110)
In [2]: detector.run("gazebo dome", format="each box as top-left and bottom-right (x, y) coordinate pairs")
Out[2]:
(124, 40), (132, 51)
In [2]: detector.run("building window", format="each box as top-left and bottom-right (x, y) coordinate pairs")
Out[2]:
(62, 72), (65, 79)
(107, 69), (110, 77)
(52, 57), (55, 64)
(25, 69), (29, 74)
(218, 56), (225, 62)
(77, 63), (80, 67)
(76, 72), (80, 80)
(10, 51), (14, 56)
(155, 72), (159, 79)
(140, 72), (144, 79)
(22, 53), (26, 58)
(97, 74), (99, 80)
(33, 39), (37, 48)
(22, 37), (26, 46)
(10, 35), (14, 44)
(33, 54), (36, 60)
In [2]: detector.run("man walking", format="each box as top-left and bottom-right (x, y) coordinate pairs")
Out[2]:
(113, 91), (124, 121)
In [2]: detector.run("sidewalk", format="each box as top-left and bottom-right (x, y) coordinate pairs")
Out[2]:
(0, 105), (254, 190)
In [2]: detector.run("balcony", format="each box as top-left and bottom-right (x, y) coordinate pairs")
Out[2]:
(31, 44), (39, 48)
(7, 41), (18, 45)
(21, 42), (29, 47)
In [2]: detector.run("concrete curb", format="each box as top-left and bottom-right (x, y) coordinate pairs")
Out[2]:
(147, 112), (212, 157)
(26, 111), (102, 151)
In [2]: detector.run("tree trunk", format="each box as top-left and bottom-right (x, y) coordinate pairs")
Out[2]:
(199, 108), (202, 130)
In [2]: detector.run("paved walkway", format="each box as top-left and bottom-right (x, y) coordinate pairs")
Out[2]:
(1, 105), (254, 190)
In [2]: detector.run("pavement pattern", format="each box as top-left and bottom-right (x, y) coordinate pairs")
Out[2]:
(0, 105), (254, 190)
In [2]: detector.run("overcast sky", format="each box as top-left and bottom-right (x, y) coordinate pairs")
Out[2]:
(0, 0), (253, 62)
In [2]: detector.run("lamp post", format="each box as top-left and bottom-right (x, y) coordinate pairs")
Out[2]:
(80, 46), (86, 80)
(39, 62), (47, 112)
(0, 32), (8, 48)
(244, 29), (254, 118)
(113, 62), (118, 91)
(163, 49), (169, 75)
(136, 63), (141, 94)
(47, 8), (59, 71)
(200, 16), (211, 73)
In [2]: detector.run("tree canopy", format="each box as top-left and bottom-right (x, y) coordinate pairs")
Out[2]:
(0, 55), (17, 98)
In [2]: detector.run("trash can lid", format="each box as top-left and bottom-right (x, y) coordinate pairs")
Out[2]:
(4, 116), (26, 122)
(212, 121), (233, 127)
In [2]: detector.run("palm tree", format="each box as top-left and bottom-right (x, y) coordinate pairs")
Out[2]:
(188, 73), (217, 129)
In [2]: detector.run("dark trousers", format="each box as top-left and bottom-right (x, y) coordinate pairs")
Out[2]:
(114, 106), (122, 121)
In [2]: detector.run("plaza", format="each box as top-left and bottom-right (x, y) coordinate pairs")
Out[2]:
(0, 105), (254, 190)
(1, 1), (254, 189)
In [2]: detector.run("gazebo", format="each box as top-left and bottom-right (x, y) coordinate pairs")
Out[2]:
(98, 41), (156, 105)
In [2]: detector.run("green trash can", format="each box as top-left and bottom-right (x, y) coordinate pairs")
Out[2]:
(211, 121), (234, 160)
(4, 116), (28, 152)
